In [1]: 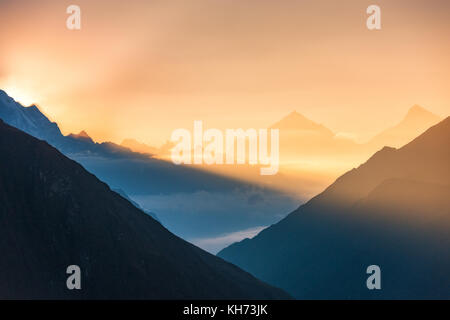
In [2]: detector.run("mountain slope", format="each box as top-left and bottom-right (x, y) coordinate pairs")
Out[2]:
(113, 188), (160, 222)
(0, 89), (136, 157)
(0, 90), (64, 145)
(219, 117), (450, 299)
(0, 119), (290, 299)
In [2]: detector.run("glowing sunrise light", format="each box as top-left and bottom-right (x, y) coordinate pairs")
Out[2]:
(1, 85), (37, 107)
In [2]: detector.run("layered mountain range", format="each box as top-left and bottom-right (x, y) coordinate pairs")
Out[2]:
(120, 104), (442, 199)
(0, 89), (255, 193)
(0, 119), (290, 299)
(218, 117), (450, 299)
(0, 89), (298, 243)
(0, 89), (445, 252)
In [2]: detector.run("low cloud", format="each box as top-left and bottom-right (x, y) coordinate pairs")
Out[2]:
(131, 190), (298, 240)
(189, 226), (267, 254)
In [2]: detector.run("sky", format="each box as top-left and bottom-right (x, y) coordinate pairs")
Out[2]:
(0, 0), (449, 145)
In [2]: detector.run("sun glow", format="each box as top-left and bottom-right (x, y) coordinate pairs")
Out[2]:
(1, 85), (37, 107)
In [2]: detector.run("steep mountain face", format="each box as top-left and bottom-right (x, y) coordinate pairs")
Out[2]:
(0, 90), (136, 157)
(113, 188), (160, 223)
(219, 117), (450, 299)
(368, 105), (441, 149)
(0, 119), (290, 299)
(0, 90), (64, 146)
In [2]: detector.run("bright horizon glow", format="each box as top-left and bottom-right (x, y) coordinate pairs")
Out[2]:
(2, 85), (37, 107)
(0, 0), (449, 146)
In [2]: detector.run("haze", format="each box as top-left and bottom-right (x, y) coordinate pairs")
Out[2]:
(1, 0), (449, 146)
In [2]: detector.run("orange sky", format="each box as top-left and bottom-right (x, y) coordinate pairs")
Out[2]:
(0, 0), (449, 145)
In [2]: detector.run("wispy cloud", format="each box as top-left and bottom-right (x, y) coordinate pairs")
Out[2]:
(189, 226), (267, 254)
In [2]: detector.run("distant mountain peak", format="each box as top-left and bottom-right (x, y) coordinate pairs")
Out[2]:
(397, 104), (442, 130)
(77, 130), (91, 139)
(284, 110), (317, 124)
(409, 104), (426, 112)
(404, 104), (439, 121)
(287, 110), (301, 116)
(368, 105), (442, 148)
(286, 110), (308, 120)
(271, 110), (334, 136)
(68, 130), (94, 142)
(122, 138), (140, 145)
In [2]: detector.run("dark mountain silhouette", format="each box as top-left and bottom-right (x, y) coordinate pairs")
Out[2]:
(0, 119), (290, 299)
(219, 117), (450, 299)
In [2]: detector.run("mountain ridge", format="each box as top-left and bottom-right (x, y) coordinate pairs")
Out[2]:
(218, 117), (450, 299)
